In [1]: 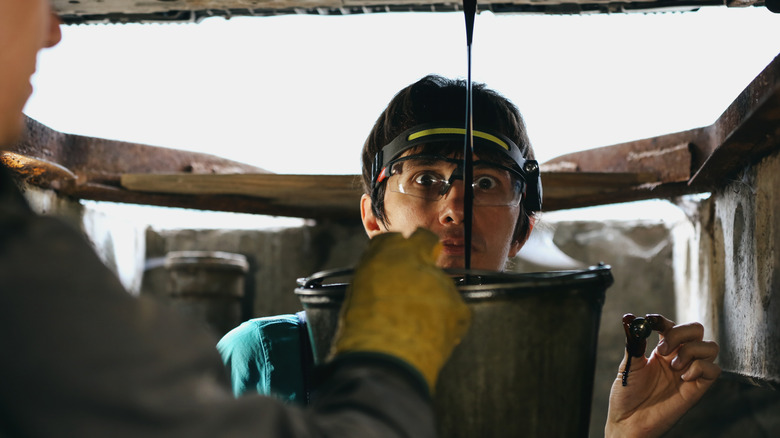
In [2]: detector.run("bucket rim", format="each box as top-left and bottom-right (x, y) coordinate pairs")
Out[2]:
(164, 251), (249, 272)
(295, 264), (612, 302)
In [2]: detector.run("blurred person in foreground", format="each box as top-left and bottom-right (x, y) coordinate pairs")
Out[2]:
(0, 1), (470, 436)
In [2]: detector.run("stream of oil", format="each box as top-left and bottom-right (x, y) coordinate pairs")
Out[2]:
(462, 0), (477, 270)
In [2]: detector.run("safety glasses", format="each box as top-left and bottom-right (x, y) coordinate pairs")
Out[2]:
(386, 154), (526, 206)
(371, 123), (542, 211)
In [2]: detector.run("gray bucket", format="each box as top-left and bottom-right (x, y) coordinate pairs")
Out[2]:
(164, 251), (249, 337)
(295, 265), (612, 438)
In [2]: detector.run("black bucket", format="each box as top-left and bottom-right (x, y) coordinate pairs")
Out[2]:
(164, 251), (249, 337)
(295, 265), (613, 438)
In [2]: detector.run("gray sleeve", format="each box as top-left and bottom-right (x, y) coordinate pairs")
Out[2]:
(0, 204), (434, 437)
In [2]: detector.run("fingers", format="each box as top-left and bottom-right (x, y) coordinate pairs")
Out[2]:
(656, 320), (702, 356)
(651, 318), (720, 382)
(647, 313), (676, 334)
(670, 339), (719, 371)
(408, 227), (439, 245)
(364, 228), (439, 264)
(366, 230), (397, 248)
(620, 314), (719, 375)
(408, 227), (443, 261)
(681, 356), (722, 382)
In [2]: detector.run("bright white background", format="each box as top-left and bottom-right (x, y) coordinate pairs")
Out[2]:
(23, 6), (780, 228)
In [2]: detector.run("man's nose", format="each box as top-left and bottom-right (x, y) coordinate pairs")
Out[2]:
(46, 12), (62, 48)
(438, 180), (466, 225)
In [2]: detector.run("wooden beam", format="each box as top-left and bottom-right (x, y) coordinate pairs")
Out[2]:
(121, 173), (360, 211)
(118, 170), (687, 216)
(65, 181), (360, 220)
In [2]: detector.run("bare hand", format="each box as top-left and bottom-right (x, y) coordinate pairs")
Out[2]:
(606, 315), (720, 438)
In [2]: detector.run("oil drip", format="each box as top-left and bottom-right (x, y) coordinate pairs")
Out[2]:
(462, 0), (477, 270)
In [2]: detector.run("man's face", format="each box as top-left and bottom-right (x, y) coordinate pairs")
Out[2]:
(361, 152), (528, 271)
(0, 0), (61, 145)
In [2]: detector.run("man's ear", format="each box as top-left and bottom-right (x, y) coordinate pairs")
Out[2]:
(508, 214), (536, 257)
(360, 194), (384, 238)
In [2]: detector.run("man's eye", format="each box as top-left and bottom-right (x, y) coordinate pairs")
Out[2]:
(474, 175), (498, 190)
(413, 173), (440, 187)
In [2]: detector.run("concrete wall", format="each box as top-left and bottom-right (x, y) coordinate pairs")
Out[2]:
(141, 222), (369, 327)
(675, 148), (780, 388)
(19, 183), (147, 294)
(665, 147), (780, 436)
(511, 219), (677, 438)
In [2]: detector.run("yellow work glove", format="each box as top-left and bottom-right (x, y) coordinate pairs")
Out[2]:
(329, 227), (471, 393)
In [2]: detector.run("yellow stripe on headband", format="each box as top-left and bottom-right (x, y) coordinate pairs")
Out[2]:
(407, 127), (510, 151)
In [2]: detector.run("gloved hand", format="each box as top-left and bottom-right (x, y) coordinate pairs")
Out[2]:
(329, 227), (471, 393)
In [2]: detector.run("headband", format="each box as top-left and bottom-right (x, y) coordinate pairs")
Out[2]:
(371, 122), (543, 211)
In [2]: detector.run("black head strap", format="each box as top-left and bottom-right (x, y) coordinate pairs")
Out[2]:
(371, 122), (542, 211)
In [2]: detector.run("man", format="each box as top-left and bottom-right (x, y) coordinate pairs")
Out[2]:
(0, 2), (470, 436)
(219, 75), (722, 437)
(358, 75), (538, 271)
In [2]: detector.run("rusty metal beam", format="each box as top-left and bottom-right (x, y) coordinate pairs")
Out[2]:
(542, 129), (698, 182)
(5, 116), (268, 188)
(540, 53), (780, 210)
(688, 53), (780, 187)
(51, 0), (744, 24)
(3, 117), (368, 221)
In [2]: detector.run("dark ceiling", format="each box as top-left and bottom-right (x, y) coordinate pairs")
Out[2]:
(54, 0), (771, 24)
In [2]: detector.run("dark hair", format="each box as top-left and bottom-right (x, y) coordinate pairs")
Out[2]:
(360, 74), (536, 244)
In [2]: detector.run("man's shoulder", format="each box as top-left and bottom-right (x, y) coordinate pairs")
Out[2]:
(217, 312), (310, 399)
(0, 164), (34, 224)
(239, 314), (302, 331)
(218, 313), (304, 356)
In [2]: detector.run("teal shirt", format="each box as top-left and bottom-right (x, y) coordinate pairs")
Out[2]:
(217, 312), (312, 404)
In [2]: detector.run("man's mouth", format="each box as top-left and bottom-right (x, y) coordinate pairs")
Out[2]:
(440, 238), (468, 255)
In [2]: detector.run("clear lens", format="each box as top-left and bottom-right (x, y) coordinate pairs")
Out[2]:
(387, 155), (525, 206)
